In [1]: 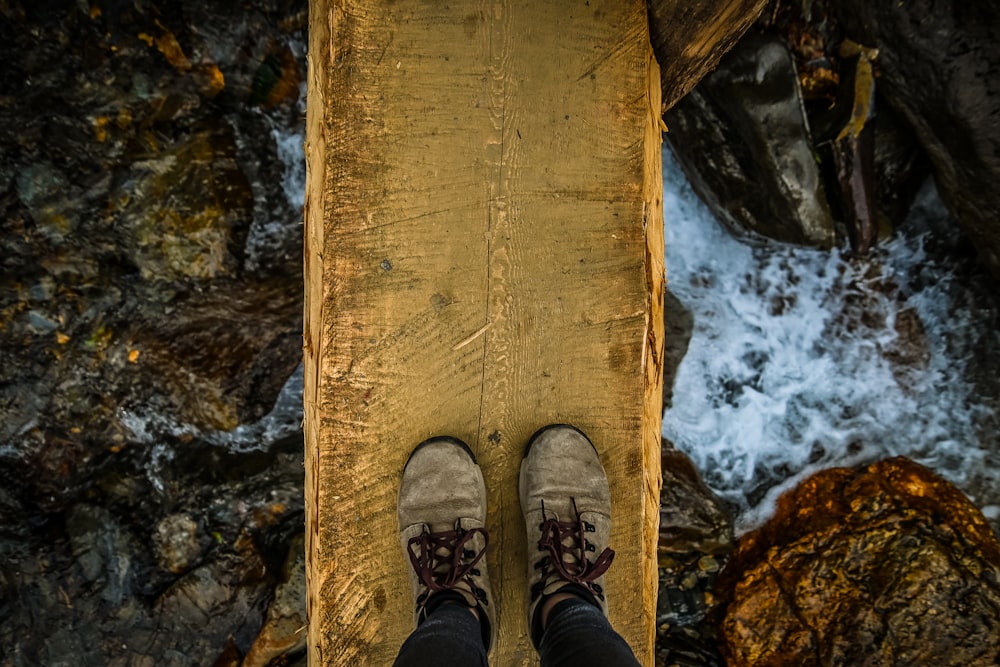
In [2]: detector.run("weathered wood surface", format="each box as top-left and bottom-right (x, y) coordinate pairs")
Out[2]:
(304, 1), (664, 664)
(648, 0), (768, 111)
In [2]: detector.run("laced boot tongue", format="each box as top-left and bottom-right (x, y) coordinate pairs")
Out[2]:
(406, 523), (493, 651)
(407, 524), (489, 608)
(536, 499), (615, 596)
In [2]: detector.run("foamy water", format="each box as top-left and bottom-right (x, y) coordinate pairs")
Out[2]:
(243, 73), (307, 274)
(661, 147), (1000, 532)
(119, 364), (303, 453)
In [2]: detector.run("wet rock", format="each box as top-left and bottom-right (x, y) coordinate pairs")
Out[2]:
(155, 514), (202, 574)
(717, 457), (1000, 667)
(883, 307), (931, 388)
(662, 289), (694, 412)
(128, 284), (302, 431)
(118, 123), (253, 282)
(243, 533), (307, 667)
(656, 628), (725, 667)
(0, 0), (306, 465)
(656, 445), (733, 667)
(0, 5), (307, 665)
(15, 163), (82, 243)
(831, 0), (1000, 278)
(648, 0), (768, 111)
(869, 101), (931, 237)
(658, 548), (728, 632)
(665, 33), (837, 248)
(660, 445), (734, 556)
(152, 537), (269, 664)
(65, 503), (138, 607)
(771, 5), (930, 251)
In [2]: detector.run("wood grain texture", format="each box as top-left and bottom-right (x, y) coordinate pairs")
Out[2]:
(305, 1), (664, 663)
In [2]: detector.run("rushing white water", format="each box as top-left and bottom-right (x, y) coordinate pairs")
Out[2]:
(661, 147), (1000, 533)
(271, 112), (307, 210)
(121, 362), (304, 493)
(243, 55), (307, 275)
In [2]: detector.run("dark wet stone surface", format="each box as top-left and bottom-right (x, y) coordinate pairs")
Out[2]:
(1, 434), (305, 666)
(665, 33), (837, 249)
(662, 289), (694, 413)
(656, 444), (734, 667)
(0, 1), (308, 664)
(831, 0), (1000, 278)
(667, 0), (996, 274)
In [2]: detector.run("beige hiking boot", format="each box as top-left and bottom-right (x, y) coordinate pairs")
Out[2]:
(398, 436), (495, 653)
(518, 424), (615, 646)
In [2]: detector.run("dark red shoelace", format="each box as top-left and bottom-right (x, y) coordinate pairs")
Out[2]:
(535, 499), (614, 595)
(407, 526), (488, 595)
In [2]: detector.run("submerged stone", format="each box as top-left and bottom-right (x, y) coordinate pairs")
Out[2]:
(662, 289), (694, 413)
(155, 513), (202, 574)
(717, 457), (1000, 667)
(660, 445), (734, 556)
(0, 2), (307, 664)
(119, 124), (253, 282)
(243, 534), (307, 667)
(657, 444), (733, 666)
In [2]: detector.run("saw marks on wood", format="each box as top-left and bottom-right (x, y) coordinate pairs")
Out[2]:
(305, 1), (663, 664)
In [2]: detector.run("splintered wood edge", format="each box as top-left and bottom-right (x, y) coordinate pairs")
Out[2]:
(641, 49), (666, 665)
(303, 1), (331, 664)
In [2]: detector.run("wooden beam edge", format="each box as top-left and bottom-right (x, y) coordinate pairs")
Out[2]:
(303, 2), (334, 664)
(640, 45), (666, 667)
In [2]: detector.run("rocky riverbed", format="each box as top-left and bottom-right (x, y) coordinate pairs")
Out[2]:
(1, 1), (308, 665)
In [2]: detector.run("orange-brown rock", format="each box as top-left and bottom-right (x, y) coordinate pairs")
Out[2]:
(717, 457), (1000, 667)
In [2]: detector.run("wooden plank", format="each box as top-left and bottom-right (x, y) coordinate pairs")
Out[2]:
(304, 1), (664, 664)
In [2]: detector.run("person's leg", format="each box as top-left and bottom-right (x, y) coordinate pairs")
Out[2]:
(518, 424), (641, 667)
(393, 599), (489, 667)
(393, 436), (495, 666)
(537, 597), (640, 667)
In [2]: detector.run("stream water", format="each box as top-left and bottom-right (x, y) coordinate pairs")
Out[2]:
(661, 146), (1000, 533)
